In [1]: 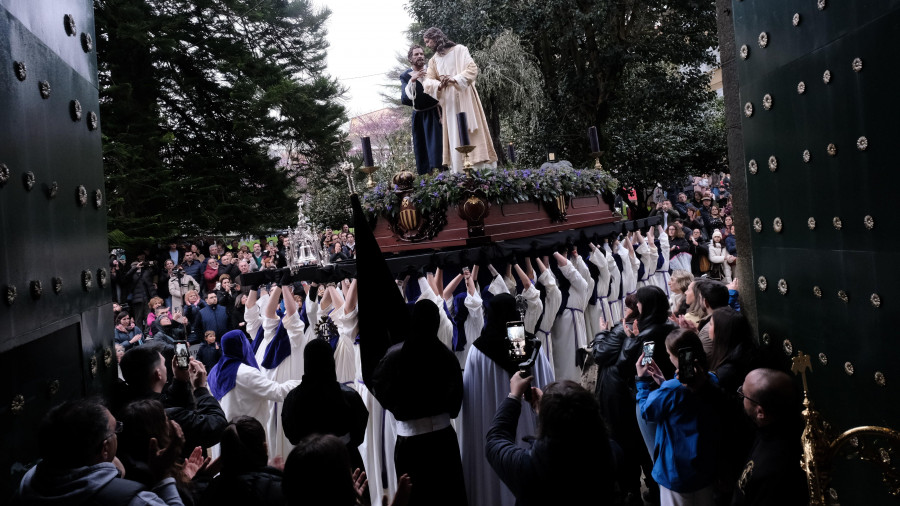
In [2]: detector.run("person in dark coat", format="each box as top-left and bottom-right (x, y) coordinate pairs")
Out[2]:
(117, 346), (228, 459)
(195, 331), (222, 375)
(372, 299), (466, 506)
(195, 292), (229, 339)
(149, 316), (186, 345)
(733, 369), (808, 506)
(591, 293), (656, 505)
(126, 258), (158, 329)
(400, 45), (443, 174)
(199, 416), (285, 506)
(485, 376), (616, 506)
(281, 339), (368, 473)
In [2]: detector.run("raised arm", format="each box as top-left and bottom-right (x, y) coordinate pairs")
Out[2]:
(264, 285), (282, 320)
(343, 278), (358, 313)
(442, 273), (464, 301)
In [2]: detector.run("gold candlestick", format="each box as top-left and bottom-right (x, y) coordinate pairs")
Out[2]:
(359, 165), (379, 189)
(591, 151), (605, 170)
(455, 145), (476, 177)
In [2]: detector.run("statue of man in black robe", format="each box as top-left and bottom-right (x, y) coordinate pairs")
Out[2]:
(400, 45), (443, 174)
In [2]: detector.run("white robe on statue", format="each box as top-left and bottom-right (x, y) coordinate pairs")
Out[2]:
(550, 263), (588, 382)
(423, 45), (498, 172)
(459, 347), (555, 506)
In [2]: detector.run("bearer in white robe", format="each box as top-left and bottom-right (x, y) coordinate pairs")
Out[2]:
(459, 292), (554, 506)
(587, 242), (613, 339)
(550, 252), (588, 382)
(533, 257), (561, 363)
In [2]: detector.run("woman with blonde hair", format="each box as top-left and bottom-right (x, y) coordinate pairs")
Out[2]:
(667, 270), (694, 317)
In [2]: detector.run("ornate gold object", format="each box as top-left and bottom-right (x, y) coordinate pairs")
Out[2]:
(591, 151), (604, 170)
(844, 361), (854, 376)
(792, 351), (900, 504)
(359, 165), (379, 189)
(455, 145), (476, 177)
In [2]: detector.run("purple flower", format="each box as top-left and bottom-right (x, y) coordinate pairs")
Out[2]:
(386, 204), (393, 210)
(420, 180), (426, 187)
(432, 191), (439, 197)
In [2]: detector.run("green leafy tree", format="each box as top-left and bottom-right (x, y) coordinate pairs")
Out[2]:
(407, 0), (724, 212)
(96, 0), (347, 246)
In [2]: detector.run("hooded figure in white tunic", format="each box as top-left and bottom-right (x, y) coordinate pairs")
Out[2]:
(550, 252), (588, 382)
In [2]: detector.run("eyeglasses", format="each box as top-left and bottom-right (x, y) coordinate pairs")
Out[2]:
(736, 385), (761, 405)
(105, 421), (124, 440)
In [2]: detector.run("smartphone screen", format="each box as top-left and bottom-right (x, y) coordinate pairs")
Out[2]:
(506, 321), (526, 359)
(174, 341), (190, 369)
(678, 348), (696, 382)
(641, 341), (655, 365)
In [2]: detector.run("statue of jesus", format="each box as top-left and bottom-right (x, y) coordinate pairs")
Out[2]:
(421, 27), (497, 173)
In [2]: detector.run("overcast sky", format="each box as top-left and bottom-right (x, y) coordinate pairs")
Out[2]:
(320, 0), (414, 119)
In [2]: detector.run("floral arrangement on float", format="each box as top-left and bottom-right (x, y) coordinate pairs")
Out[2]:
(361, 162), (618, 220)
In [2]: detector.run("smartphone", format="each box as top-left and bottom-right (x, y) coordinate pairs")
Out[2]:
(678, 347), (696, 382)
(641, 341), (655, 365)
(462, 266), (471, 276)
(506, 321), (526, 359)
(174, 341), (190, 369)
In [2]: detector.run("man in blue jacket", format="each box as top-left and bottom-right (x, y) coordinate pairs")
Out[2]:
(400, 45), (443, 174)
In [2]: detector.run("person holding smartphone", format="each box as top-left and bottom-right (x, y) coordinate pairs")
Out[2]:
(635, 329), (723, 506)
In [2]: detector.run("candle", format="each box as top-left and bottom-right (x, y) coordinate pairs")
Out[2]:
(507, 143), (516, 164)
(548, 151), (556, 162)
(457, 112), (470, 146)
(588, 126), (601, 153)
(361, 136), (374, 167)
